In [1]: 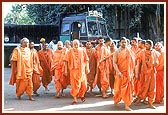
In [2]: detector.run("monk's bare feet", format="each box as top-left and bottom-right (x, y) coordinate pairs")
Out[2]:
(72, 100), (77, 105)
(61, 93), (65, 97)
(125, 105), (133, 111)
(33, 91), (40, 96)
(80, 97), (86, 102)
(149, 104), (156, 109)
(88, 91), (95, 96)
(17, 96), (21, 100)
(133, 98), (138, 103)
(55, 92), (61, 98)
(72, 97), (78, 105)
(110, 92), (114, 97)
(114, 102), (119, 107)
(29, 96), (35, 101)
(102, 95), (108, 99)
(142, 99), (148, 105)
(134, 99), (141, 105)
(102, 91), (108, 99)
(61, 89), (65, 97)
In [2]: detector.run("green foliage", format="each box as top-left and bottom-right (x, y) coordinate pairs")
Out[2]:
(26, 4), (93, 24)
(4, 4), (35, 24)
(5, 4), (144, 26)
(4, 4), (164, 42)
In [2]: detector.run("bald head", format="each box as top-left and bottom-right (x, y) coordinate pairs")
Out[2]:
(73, 39), (80, 49)
(64, 40), (71, 49)
(154, 42), (163, 52)
(57, 41), (63, 50)
(21, 37), (29, 44)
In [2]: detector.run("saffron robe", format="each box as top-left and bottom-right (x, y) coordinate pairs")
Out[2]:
(93, 44), (105, 89)
(155, 50), (164, 103)
(38, 48), (53, 89)
(113, 47), (135, 106)
(84, 48), (96, 89)
(64, 48), (89, 98)
(30, 48), (43, 92)
(51, 48), (68, 93)
(136, 49), (160, 105)
(9, 47), (33, 97)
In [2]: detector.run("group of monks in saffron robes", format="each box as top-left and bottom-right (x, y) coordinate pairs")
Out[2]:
(9, 36), (164, 111)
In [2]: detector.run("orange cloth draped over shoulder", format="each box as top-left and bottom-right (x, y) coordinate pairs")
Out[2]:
(155, 50), (164, 103)
(133, 48), (144, 96)
(30, 48), (43, 92)
(136, 49), (160, 105)
(38, 48), (53, 89)
(98, 45), (111, 92)
(9, 47), (33, 97)
(84, 48), (97, 89)
(51, 48), (68, 93)
(64, 48), (89, 98)
(113, 47), (135, 106)
(109, 49), (117, 90)
(92, 44), (104, 89)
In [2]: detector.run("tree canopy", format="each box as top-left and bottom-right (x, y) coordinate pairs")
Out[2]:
(4, 4), (164, 43)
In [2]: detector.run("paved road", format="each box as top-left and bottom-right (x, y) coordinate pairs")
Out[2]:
(2, 67), (165, 113)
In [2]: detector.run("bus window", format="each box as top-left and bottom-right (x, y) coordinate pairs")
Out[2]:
(62, 23), (70, 35)
(100, 22), (107, 36)
(87, 21), (98, 36)
(81, 22), (86, 34)
(71, 22), (80, 40)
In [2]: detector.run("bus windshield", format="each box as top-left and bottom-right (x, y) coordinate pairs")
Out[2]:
(88, 21), (99, 36)
(62, 23), (70, 35)
(100, 22), (107, 36)
(60, 10), (109, 43)
(87, 21), (108, 37)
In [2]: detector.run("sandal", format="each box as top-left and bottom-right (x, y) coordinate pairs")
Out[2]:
(72, 101), (77, 105)
(80, 97), (86, 102)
